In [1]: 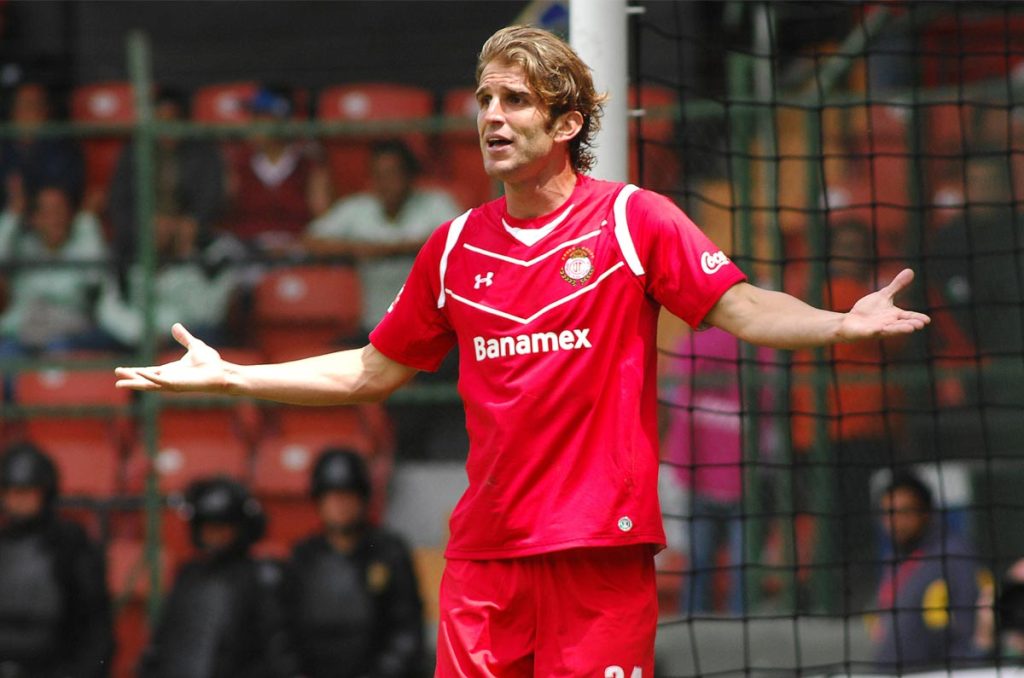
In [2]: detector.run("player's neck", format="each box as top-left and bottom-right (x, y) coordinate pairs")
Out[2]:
(502, 164), (578, 220)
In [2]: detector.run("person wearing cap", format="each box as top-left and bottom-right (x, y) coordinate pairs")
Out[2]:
(0, 441), (113, 678)
(222, 86), (331, 255)
(285, 447), (424, 678)
(139, 476), (299, 678)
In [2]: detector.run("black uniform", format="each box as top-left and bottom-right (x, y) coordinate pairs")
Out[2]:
(140, 555), (296, 678)
(139, 477), (298, 678)
(288, 528), (424, 678)
(0, 442), (113, 678)
(0, 517), (113, 678)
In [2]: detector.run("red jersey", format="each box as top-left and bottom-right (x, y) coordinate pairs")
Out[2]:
(370, 175), (745, 559)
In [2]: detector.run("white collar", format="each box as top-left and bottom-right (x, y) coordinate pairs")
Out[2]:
(501, 203), (574, 246)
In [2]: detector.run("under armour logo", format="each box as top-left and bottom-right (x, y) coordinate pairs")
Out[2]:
(474, 272), (494, 289)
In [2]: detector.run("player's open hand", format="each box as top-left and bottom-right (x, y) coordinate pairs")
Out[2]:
(839, 268), (931, 341)
(114, 323), (228, 393)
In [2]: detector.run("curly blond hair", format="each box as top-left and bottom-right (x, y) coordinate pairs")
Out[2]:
(477, 25), (608, 174)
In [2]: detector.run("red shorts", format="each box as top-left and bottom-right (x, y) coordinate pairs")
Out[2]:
(436, 545), (658, 678)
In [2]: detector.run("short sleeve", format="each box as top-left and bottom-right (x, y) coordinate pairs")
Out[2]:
(369, 223), (457, 371)
(626, 189), (746, 328)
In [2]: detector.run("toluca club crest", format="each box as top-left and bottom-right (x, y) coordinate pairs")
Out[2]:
(560, 246), (595, 286)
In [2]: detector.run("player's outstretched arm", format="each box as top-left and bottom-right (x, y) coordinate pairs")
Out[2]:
(114, 323), (418, 405)
(705, 268), (930, 350)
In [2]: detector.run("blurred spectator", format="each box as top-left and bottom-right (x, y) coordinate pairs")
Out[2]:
(662, 327), (776, 615)
(792, 218), (903, 611)
(95, 189), (239, 351)
(108, 86), (226, 272)
(286, 448), (424, 678)
(869, 471), (984, 671)
(975, 558), (1024, 660)
(304, 138), (461, 334)
(0, 82), (84, 213)
(0, 441), (113, 677)
(222, 86), (331, 256)
(0, 184), (111, 356)
(140, 477), (298, 678)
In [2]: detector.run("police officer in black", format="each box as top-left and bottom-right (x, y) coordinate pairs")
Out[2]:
(0, 441), (113, 678)
(139, 476), (298, 678)
(287, 448), (424, 678)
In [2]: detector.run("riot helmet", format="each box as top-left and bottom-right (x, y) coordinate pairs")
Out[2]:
(181, 477), (265, 554)
(0, 441), (59, 513)
(310, 448), (371, 501)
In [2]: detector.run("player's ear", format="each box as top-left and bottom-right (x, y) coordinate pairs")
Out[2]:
(552, 110), (584, 143)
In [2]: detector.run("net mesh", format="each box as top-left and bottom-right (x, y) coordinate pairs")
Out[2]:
(638, 2), (1024, 675)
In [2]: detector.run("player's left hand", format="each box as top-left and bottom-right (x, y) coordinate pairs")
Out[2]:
(838, 268), (931, 341)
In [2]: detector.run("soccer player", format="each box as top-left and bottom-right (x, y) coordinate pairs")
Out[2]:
(116, 25), (930, 677)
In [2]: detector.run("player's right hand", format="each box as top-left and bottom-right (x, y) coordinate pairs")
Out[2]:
(114, 323), (228, 393)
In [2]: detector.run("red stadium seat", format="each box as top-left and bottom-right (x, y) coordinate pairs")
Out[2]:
(251, 265), (363, 360)
(255, 404), (392, 523)
(253, 429), (371, 499)
(317, 83), (435, 195)
(70, 81), (135, 210)
(192, 81), (259, 123)
(20, 421), (122, 497)
(15, 365), (131, 407)
(438, 87), (495, 207)
(123, 428), (250, 495)
(12, 366), (132, 497)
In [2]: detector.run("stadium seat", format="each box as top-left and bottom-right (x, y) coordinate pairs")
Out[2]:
(123, 427), (250, 495)
(251, 264), (363, 360)
(438, 87), (495, 207)
(20, 421), (121, 497)
(255, 403), (392, 524)
(191, 81), (259, 123)
(14, 364), (130, 407)
(317, 83), (435, 195)
(12, 366), (132, 497)
(69, 81), (135, 210)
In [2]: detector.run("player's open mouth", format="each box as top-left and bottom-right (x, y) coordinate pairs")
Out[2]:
(486, 136), (512, 149)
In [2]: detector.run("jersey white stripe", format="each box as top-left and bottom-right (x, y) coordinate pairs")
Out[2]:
(444, 262), (625, 325)
(613, 184), (644, 275)
(462, 229), (601, 267)
(437, 209), (473, 309)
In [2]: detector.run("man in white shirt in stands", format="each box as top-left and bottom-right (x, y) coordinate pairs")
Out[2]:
(304, 138), (461, 335)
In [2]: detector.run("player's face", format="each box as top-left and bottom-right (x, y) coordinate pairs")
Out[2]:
(476, 61), (561, 184)
(880, 488), (930, 547)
